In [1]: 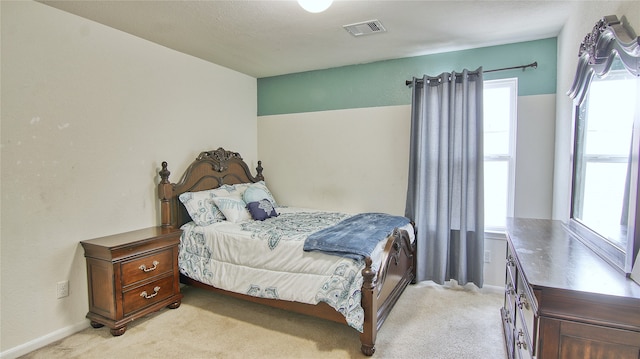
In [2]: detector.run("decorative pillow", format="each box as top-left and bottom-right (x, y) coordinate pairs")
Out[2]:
(243, 181), (278, 207)
(178, 186), (242, 226)
(246, 199), (279, 221)
(212, 195), (251, 223)
(178, 191), (223, 226)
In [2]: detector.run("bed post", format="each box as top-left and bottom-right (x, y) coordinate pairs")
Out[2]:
(256, 160), (264, 181)
(158, 161), (173, 228)
(360, 257), (377, 356)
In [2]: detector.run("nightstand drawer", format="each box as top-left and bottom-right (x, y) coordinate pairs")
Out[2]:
(123, 275), (175, 316)
(121, 249), (174, 286)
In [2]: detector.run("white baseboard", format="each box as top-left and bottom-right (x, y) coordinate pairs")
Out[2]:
(415, 280), (504, 295)
(0, 321), (89, 359)
(479, 284), (504, 294)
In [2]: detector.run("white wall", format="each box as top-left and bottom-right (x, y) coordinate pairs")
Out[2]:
(258, 105), (411, 215)
(0, 1), (257, 356)
(514, 94), (556, 219)
(552, 1), (639, 220)
(258, 94), (556, 288)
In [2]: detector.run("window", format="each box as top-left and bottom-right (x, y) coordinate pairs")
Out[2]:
(483, 78), (517, 232)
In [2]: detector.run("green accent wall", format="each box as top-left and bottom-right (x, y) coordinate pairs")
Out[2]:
(258, 38), (557, 116)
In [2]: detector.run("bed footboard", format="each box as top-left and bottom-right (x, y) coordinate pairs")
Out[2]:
(360, 228), (416, 356)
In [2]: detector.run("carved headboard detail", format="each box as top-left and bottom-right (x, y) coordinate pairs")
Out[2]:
(158, 147), (264, 228)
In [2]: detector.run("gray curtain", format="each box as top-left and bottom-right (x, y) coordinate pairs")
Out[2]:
(405, 68), (485, 287)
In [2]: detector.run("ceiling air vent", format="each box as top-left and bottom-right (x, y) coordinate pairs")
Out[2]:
(343, 19), (386, 37)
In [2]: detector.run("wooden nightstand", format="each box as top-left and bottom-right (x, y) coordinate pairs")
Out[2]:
(81, 226), (183, 336)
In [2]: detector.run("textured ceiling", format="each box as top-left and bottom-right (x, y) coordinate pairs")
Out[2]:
(39, 0), (578, 78)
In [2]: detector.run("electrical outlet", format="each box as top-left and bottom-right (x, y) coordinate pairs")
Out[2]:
(484, 250), (491, 263)
(57, 280), (69, 299)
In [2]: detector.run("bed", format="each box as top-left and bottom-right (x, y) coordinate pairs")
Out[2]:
(157, 147), (416, 355)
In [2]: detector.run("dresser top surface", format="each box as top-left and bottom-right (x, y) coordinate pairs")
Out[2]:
(506, 218), (640, 300)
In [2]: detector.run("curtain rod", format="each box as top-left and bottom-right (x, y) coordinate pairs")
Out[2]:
(404, 61), (538, 86)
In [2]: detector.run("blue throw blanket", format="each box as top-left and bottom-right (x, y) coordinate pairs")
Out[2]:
(303, 213), (410, 260)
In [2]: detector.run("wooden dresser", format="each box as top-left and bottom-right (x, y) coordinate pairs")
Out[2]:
(81, 226), (183, 336)
(502, 218), (640, 359)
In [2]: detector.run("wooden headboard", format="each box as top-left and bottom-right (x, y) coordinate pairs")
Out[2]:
(158, 147), (264, 228)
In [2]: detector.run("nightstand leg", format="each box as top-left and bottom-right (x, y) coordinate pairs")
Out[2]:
(110, 327), (126, 336)
(90, 321), (104, 328)
(168, 300), (181, 309)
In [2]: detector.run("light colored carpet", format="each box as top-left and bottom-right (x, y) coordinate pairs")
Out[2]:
(21, 281), (506, 358)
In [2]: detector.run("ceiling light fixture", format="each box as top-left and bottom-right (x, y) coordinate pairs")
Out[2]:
(297, 0), (333, 13)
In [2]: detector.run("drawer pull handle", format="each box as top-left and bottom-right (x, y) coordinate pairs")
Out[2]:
(516, 329), (528, 350)
(139, 261), (159, 272)
(503, 310), (511, 323)
(140, 286), (160, 299)
(506, 283), (515, 295)
(517, 293), (530, 310)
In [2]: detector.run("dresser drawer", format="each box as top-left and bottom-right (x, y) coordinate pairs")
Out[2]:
(505, 247), (518, 320)
(123, 275), (176, 316)
(121, 249), (174, 286)
(501, 306), (515, 357)
(515, 263), (537, 357)
(505, 268), (517, 320)
(515, 308), (534, 358)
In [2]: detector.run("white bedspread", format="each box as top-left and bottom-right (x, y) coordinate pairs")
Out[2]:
(178, 207), (414, 332)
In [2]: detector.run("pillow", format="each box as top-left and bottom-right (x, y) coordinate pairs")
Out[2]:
(212, 195), (251, 223)
(242, 181), (278, 207)
(178, 191), (223, 226)
(226, 182), (250, 195)
(178, 186), (243, 226)
(246, 199), (279, 221)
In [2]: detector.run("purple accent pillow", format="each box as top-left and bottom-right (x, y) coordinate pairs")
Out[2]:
(246, 199), (278, 221)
